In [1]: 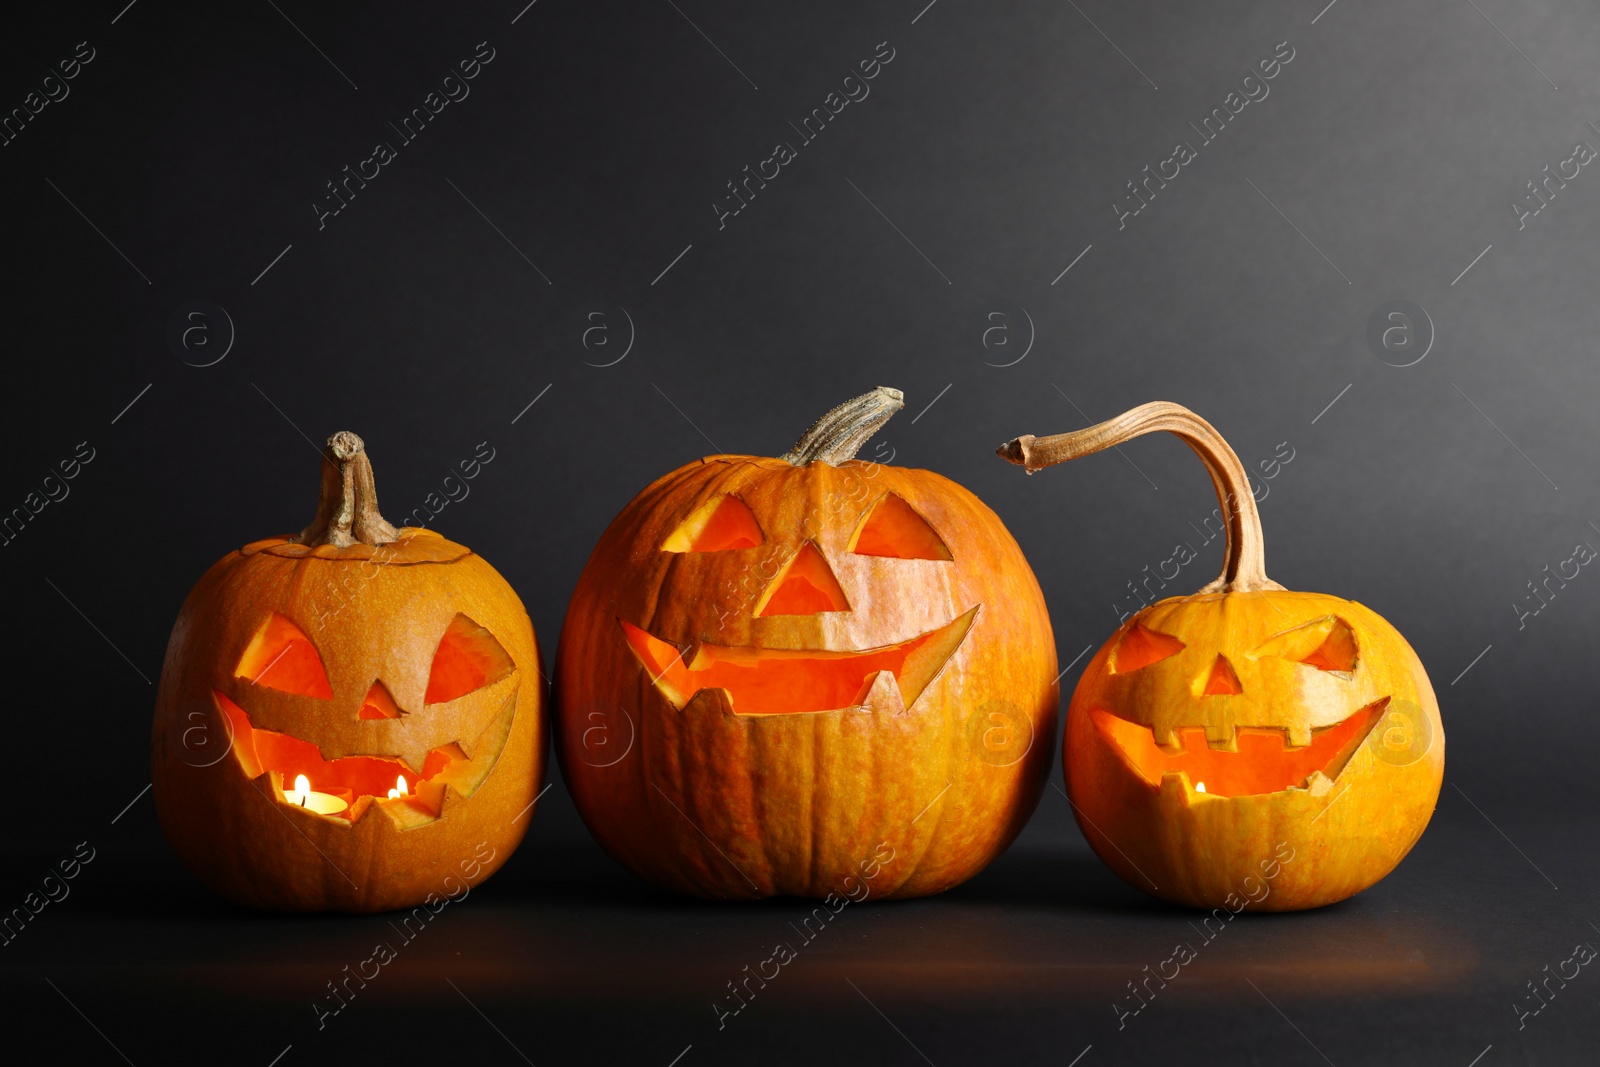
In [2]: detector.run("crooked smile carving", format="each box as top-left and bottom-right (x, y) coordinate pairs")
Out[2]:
(621, 607), (978, 716)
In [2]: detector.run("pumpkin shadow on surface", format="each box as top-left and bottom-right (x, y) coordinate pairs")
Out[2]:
(491, 839), (1168, 914)
(489, 838), (695, 908)
(946, 846), (1169, 915)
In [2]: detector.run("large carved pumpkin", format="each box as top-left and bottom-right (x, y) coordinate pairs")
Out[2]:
(152, 432), (544, 912)
(1001, 403), (1443, 911)
(556, 388), (1057, 899)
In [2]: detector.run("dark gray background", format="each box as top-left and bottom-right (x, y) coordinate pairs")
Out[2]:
(3, 0), (1598, 1063)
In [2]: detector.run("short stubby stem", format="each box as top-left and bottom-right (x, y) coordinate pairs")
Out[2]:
(296, 431), (400, 548)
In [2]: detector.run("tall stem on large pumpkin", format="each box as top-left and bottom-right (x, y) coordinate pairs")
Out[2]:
(296, 431), (400, 548)
(780, 386), (904, 465)
(997, 402), (1282, 594)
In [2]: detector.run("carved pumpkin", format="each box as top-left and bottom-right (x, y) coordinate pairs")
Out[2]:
(1000, 403), (1443, 911)
(152, 432), (544, 912)
(556, 388), (1057, 899)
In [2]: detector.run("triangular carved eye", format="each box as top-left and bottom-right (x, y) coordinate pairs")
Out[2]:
(1249, 616), (1358, 674)
(662, 495), (764, 552)
(236, 613), (333, 697)
(1112, 623), (1186, 673)
(848, 493), (952, 560)
(1201, 655), (1243, 695)
(425, 614), (515, 704)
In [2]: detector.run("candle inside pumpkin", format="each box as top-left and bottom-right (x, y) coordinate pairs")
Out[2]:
(284, 773), (348, 815)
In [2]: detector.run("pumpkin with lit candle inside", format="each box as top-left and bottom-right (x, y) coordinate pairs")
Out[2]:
(1000, 402), (1443, 911)
(556, 387), (1058, 899)
(151, 432), (544, 913)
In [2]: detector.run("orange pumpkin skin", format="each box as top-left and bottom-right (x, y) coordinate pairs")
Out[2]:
(1002, 403), (1444, 911)
(151, 436), (544, 913)
(555, 390), (1057, 900)
(1067, 591), (1443, 911)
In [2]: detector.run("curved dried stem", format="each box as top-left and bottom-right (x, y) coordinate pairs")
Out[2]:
(295, 431), (401, 548)
(998, 401), (1280, 593)
(780, 386), (904, 466)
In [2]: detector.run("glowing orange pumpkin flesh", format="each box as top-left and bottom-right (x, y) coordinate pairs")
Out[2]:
(226, 606), (516, 819)
(756, 542), (850, 616)
(424, 613), (516, 705)
(661, 494), (763, 552)
(235, 613), (333, 697)
(850, 491), (952, 560)
(620, 607), (976, 715)
(1091, 701), (1386, 796)
(215, 691), (461, 820)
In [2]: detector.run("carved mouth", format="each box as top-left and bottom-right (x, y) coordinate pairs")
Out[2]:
(1091, 699), (1387, 798)
(620, 607), (978, 716)
(214, 688), (515, 825)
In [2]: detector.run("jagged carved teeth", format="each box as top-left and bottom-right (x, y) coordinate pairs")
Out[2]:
(1092, 698), (1388, 798)
(212, 689), (516, 824)
(619, 607), (978, 716)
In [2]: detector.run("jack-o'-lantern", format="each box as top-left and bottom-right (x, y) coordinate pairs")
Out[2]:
(152, 432), (544, 913)
(556, 388), (1057, 899)
(1000, 402), (1443, 911)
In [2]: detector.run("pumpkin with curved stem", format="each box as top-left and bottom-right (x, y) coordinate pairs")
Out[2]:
(1000, 402), (1443, 911)
(151, 432), (544, 913)
(556, 387), (1058, 900)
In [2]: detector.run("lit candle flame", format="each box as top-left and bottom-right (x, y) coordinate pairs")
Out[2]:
(282, 773), (347, 815)
(387, 774), (408, 800)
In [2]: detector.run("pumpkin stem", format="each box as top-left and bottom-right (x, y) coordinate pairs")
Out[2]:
(295, 431), (401, 548)
(779, 386), (904, 466)
(996, 402), (1282, 593)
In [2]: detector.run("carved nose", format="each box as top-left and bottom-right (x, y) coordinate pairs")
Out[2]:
(756, 542), (850, 616)
(1201, 655), (1243, 696)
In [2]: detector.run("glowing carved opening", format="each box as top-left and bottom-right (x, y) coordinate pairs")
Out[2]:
(358, 680), (402, 720)
(235, 613), (333, 698)
(1303, 626), (1358, 673)
(1250, 616), (1359, 675)
(849, 493), (952, 560)
(621, 606), (978, 715)
(1090, 700), (1387, 797)
(1112, 623), (1186, 674)
(756, 541), (850, 616)
(1201, 655), (1243, 696)
(217, 688), (514, 825)
(661, 495), (763, 552)
(425, 614), (515, 705)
